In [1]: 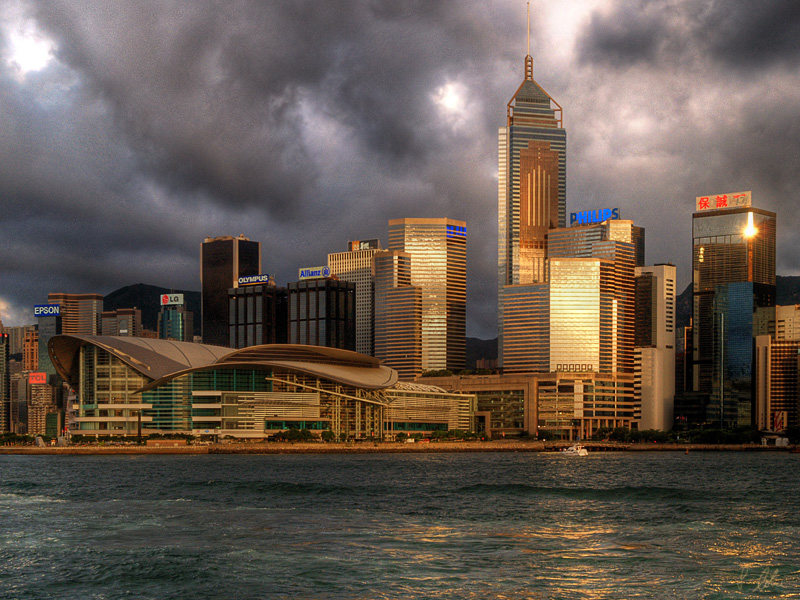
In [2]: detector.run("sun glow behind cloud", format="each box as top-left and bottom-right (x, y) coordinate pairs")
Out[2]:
(3, 16), (55, 79)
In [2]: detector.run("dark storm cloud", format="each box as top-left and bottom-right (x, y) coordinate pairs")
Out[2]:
(2, 0), (799, 338)
(578, 0), (800, 72)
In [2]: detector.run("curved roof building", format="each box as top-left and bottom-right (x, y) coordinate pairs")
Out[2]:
(49, 336), (471, 439)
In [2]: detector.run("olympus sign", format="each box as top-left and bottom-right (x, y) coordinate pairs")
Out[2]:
(238, 274), (271, 286)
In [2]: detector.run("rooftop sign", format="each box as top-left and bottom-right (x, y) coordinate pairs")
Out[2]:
(695, 191), (751, 211)
(298, 266), (330, 280)
(238, 274), (271, 286)
(160, 293), (184, 306)
(570, 208), (620, 226)
(34, 304), (60, 317)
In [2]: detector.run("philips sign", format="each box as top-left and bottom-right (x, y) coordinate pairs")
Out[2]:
(570, 208), (620, 226)
(298, 266), (331, 280)
(160, 293), (184, 306)
(34, 304), (60, 317)
(238, 274), (271, 286)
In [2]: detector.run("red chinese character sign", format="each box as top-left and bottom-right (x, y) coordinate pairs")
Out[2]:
(695, 190), (751, 211)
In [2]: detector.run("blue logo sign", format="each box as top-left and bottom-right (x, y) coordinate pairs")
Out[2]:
(238, 274), (271, 286)
(570, 207), (620, 226)
(298, 266), (331, 280)
(34, 304), (60, 317)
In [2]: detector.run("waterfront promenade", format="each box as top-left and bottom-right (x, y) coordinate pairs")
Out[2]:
(1, 440), (795, 455)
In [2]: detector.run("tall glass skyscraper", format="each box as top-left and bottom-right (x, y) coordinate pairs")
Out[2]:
(691, 192), (776, 428)
(498, 42), (566, 366)
(388, 218), (466, 372)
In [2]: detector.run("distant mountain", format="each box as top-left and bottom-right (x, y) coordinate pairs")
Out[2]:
(675, 275), (800, 332)
(466, 337), (497, 368)
(104, 283), (201, 336)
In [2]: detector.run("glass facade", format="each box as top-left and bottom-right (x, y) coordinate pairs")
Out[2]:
(388, 218), (466, 372)
(692, 206), (776, 427)
(328, 244), (383, 355)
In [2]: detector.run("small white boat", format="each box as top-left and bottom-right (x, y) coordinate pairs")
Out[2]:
(561, 444), (589, 456)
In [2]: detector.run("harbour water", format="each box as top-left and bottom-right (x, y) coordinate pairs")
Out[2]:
(1, 452), (798, 599)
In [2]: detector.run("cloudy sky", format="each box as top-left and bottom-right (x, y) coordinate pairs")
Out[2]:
(1, 0), (799, 338)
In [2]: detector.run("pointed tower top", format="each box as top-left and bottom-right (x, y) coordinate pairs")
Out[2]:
(525, 1), (533, 80)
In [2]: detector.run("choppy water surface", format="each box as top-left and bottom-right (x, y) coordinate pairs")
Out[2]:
(1, 452), (799, 599)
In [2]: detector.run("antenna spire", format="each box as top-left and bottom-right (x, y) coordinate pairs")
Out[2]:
(525, 2), (533, 80)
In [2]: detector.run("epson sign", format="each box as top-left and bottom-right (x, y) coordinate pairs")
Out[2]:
(34, 304), (60, 317)
(570, 207), (620, 226)
(238, 274), (271, 286)
(298, 266), (331, 280)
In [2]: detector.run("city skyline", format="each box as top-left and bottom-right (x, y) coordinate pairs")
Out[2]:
(1, 1), (799, 338)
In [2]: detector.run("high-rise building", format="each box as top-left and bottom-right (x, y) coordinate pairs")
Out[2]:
(634, 264), (677, 431)
(23, 329), (39, 372)
(373, 250), (423, 380)
(328, 239), (383, 356)
(692, 192), (776, 428)
(288, 277), (356, 351)
(101, 308), (142, 337)
(497, 31), (566, 364)
(228, 282), (288, 348)
(47, 293), (103, 335)
(388, 218), (466, 372)
(157, 294), (194, 342)
(0, 333), (10, 433)
(201, 235), (261, 347)
(36, 307), (62, 379)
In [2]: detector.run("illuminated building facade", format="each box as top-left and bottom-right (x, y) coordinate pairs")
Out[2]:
(499, 284), (549, 373)
(373, 250), (423, 380)
(47, 293), (103, 335)
(49, 337), (474, 439)
(692, 192), (776, 427)
(288, 278), (356, 351)
(388, 218), (466, 372)
(497, 41), (566, 365)
(634, 264), (676, 430)
(0, 333), (9, 433)
(201, 235), (261, 347)
(328, 239), (383, 356)
(23, 330), (39, 372)
(423, 371), (635, 441)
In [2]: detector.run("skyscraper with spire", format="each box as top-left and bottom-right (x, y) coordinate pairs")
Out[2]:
(498, 8), (566, 367)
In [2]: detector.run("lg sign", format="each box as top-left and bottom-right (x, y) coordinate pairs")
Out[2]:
(33, 304), (60, 317)
(160, 294), (184, 306)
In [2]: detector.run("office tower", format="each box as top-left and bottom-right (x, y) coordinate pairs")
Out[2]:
(548, 219), (637, 374)
(288, 277), (356, 350)
(692, 192), (776, 428)
(0, 333), (9, 433)
(23, 330), (39, 372)
(499, 284), (549, 373)
(497, 28), (566, 365)
(36, 306), (62, 378)
(201, 235), (261, 346)
(101, 308), (142, 337)
(157, 293), (194, 342)
(634, 264), (676, 430)
(328, 239), (383, 356)
(374, 250), (423, 379)
(228, 283), (288, 348)
(47, 293), (103, 334)
(5, 325), (35, 355)
(27, 378), (56, 436)
(388, 218), (466, 372)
